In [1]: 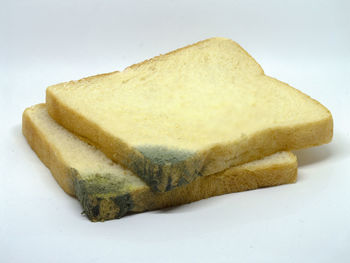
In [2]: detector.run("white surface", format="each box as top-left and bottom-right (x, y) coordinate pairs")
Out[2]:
(1, 0), (350, 262)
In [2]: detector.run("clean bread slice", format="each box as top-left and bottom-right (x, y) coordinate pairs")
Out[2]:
(23, 104), (297, 221)
(46, 38), (328, 192)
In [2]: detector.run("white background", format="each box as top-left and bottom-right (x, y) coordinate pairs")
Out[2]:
(1, 0), (350, 262)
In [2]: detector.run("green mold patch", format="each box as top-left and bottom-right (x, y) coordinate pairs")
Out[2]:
(136, 146), (194, 165)
(76, 173), (130, 195)
(72, 170), (137, 221)
(128, 146), (203, 192)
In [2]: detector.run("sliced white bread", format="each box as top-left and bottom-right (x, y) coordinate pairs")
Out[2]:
(23, 104), (297, 221)
(46, 37), (329, 192)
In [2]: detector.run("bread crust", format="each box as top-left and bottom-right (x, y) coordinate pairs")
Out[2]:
(23, 104), (297, 221)
(46, 86), (331, 177)
(45, 37), (332, 193)
(22, 104), (75, 196)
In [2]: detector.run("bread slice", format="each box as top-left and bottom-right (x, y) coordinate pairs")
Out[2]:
(23, 104), (297, 221)
(46, 38), (328, 192)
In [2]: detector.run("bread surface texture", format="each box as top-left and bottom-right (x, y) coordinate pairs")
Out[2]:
(23, 104), (297, 221)
(46, 37), (331, 192)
